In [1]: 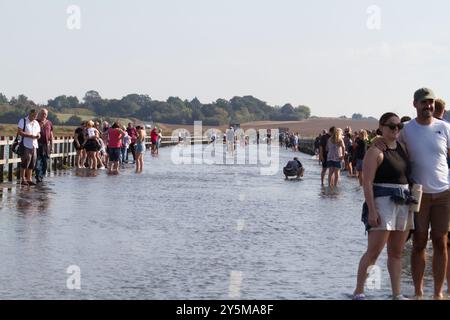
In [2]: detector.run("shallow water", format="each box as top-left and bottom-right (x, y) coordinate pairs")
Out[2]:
(0, 145), (437, 299)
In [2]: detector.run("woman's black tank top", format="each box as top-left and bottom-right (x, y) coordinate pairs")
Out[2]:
(374, 142), (410, 185)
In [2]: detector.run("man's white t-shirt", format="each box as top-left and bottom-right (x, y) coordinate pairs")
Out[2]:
(17, 117), (40, 149)
(399, 118), (450, 194)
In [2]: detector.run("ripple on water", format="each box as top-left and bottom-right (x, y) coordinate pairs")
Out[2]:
(0, 147), (434, 299)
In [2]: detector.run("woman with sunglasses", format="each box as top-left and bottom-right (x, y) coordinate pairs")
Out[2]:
(353, 112), (412, 300)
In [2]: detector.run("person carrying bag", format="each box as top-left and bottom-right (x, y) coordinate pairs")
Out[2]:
(12, 118), (26, 156)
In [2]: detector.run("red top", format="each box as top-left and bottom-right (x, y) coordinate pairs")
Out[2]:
(108, 128), (123, 148)
(151, 128), (159, 142)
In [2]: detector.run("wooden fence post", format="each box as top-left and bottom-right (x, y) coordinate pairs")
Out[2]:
(53, 137), (58, 172)
(0, 136), (4, 183)
(8, 137), (14, 182)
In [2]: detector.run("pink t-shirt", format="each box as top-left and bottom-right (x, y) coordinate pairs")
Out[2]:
(108, 128), (123, 148)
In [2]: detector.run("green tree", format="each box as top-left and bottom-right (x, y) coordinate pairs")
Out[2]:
(0, 109), (27, 124)
(65, 115), (83, 126)
(48, 95), (77, 110)
(123, 94), (151, 105)
(294, 105), (311, 119)
(46, 112), (61, 125)
(352, 113), (363, 120)
(0, 93), (8, 104)
(84, 90), (102, 105)
(281, 103), (295, 114)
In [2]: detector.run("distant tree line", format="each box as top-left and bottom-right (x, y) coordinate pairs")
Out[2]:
(350, 113), (378, 121)
(0, 91), (311, 125)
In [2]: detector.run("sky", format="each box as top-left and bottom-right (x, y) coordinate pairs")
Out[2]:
(1, 0), (450, 118)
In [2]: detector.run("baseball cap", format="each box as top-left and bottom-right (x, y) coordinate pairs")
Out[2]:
(414, 88), (435, 102)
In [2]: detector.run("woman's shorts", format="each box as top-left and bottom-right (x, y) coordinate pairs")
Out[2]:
(370, 183), (414, 232)
(108, 148), (121, 162)
(327, 160), (342, 169)
(135, 143), (145, 154)
(84, 139), (100, 152)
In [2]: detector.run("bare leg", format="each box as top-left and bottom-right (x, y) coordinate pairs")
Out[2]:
(354, 231), (390, 295)
(328, 168), (335, 191)
(135, 154), (141, 173)
(447, 240), (450, 294)
(387, 231), (410, 297)
(411, 231), (428, 298)
(348, 162), (353, 176)
(447, 245), (450, 294)
(431, 230), (448, 299)
(321, 168), (327, 186)
(25, 168), (33, 182)
(92, 154), (97, 170)
(108, 160), (113, 174)
(20, 167), (25, 182)
(139, 156), (144, 173)
(81, 150), (87, 168)
(335, 169), (341, 188)
(75, 151), (80, 168)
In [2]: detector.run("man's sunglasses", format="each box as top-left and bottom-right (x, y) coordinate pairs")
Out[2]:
(384, 123), (404, 130)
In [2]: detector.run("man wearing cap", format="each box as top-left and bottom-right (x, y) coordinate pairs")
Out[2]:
(400, 88), (450, 299)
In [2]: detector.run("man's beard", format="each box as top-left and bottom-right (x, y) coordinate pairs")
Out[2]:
(421, 108), (433, 118)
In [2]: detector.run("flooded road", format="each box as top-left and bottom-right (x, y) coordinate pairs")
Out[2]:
(0, 145), (436, 299)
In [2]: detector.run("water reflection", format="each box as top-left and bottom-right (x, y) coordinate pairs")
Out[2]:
(15, 183), (53, 215)
(0, 147), (441, 299)
(73, 168), (101, 178)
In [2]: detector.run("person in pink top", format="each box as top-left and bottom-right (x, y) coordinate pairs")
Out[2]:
(107, 122), (125, 174)
(150, 127), (159, 155)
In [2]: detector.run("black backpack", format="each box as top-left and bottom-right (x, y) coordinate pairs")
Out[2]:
(12, 118), (26, 156)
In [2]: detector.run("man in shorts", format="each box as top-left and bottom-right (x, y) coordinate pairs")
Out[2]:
(399, 88), (450, 299)
(17, 109), (41, 186)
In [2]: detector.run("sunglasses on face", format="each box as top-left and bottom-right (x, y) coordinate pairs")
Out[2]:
(384, 123), (404, 130)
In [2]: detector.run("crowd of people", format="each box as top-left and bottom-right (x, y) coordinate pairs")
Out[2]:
(280, 131), (301, 152)
(12, 87), (449, 300)
(313, 127), (381, 191)
(73, 120), (152, 174)
(281, 88), (449, 300)
(15, 112), (163, 183)
(352, 88), (450, 300)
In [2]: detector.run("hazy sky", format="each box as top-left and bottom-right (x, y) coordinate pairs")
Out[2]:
(1, 0), (449, 118)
